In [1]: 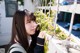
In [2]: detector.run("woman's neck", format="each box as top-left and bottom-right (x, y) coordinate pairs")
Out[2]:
(27, 35), (32, 46)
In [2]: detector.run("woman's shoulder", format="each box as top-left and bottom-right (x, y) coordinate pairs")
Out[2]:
(8, 43), (26, 53)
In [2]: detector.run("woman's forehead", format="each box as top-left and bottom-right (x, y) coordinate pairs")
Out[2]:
(25, 15), (36, 21)
(25, 16), (31, 21)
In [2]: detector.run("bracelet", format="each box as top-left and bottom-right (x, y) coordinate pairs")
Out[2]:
(36, 43), (44, 46)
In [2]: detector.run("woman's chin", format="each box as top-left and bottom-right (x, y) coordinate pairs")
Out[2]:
(29, 32), (35, 35)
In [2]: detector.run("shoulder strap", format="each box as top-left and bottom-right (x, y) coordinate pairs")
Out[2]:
(7, 47), (17, 53)
(7, 43), (26, 53)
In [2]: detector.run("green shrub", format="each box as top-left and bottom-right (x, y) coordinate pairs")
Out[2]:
(55, 26), (61, 34)
(34, 11), (54, 35)
(34, 11), (68, 40)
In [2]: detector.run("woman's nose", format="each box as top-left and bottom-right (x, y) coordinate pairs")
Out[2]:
(34, 23), (38, 27)
(32, 22), (38, 27)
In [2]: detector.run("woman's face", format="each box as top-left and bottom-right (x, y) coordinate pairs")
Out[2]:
(25, 16), (37, 35)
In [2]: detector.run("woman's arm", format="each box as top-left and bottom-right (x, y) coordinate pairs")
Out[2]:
(34, 31), (45, 53)
(34, 37), (44, 53)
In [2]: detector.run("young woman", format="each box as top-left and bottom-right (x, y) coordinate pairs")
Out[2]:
(7, 10), (45, 53)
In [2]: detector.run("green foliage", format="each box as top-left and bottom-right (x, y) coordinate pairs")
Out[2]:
(44, 40), (49, 53)
(57, 31), (68, 40)
(40, 0), (55, 6)
(55, 26), (68, 40)
(31, 0), (33, 2)
(34, 10), (68, 40)
(47, 10), (56, 17)
(55, 26), (61, 34)
(34, 11), (54, 35)
(17, 0), (24, 5)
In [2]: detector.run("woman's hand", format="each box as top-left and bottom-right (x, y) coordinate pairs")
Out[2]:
(38, 31), (46, 39)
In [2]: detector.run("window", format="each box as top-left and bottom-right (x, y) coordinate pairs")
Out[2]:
(77, 0), (80, 4)
(5, 0), (18, 17)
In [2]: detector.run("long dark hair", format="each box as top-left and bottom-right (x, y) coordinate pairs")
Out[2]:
(8, 10), (40, 53)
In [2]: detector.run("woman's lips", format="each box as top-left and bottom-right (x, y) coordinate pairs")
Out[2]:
(31, 29), (35, 31)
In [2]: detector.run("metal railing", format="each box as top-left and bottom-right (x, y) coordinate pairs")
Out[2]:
(0, 13), (1, 34)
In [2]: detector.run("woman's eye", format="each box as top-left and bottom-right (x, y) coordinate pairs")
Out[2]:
(32, 21), (36, 23)
(26, 22), (30, 24)
(26, 21), (36, 24)
(26, 21), (31, 23)
(32, 21), (37, 24)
